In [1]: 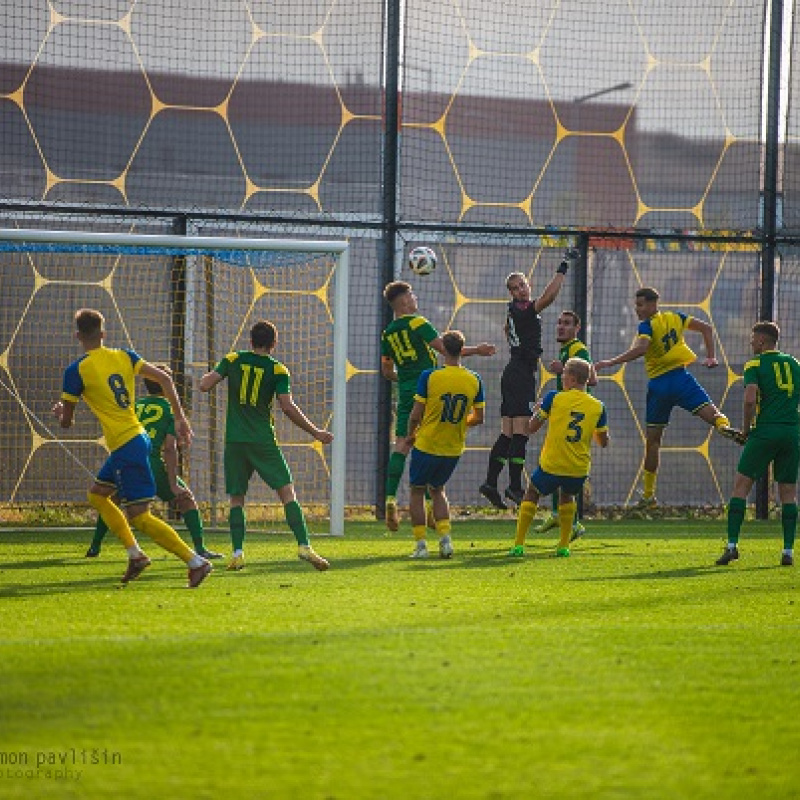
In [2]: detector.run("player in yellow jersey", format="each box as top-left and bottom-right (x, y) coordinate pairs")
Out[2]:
(52, 309), (212, 588)
(510, 358), (608, 557)
(594, 287), (741, 507)
(406, 331), (485, 559)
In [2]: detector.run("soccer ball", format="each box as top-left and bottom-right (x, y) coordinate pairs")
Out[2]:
(408, 246), (437, 276)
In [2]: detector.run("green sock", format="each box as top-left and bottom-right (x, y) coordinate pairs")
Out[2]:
(284, 500), (309, 546)
(727, 497), (746, 544)
(551, 494), (558, 517)
(181, 508), (205, 551)
(229, 506), (246, 552)
(781, 503), (797, 550)
(385, 452), (407, 498)
(90, 516), (109, 550)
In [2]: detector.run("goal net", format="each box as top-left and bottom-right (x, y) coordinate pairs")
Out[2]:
(0, 228), (349, 535)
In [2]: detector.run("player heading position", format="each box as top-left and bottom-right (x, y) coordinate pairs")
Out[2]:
(594, 286), (739, 507)
(479, 248), (577, 510)
(406, 330), (485, 559)
(85, 364), (222, 561)
(199, 320), (332, 572)
(510, 357), (608, 557)
(537, 310), (596, 539)
(381, 281), (494, 532)
(53, 309), (212, 588)
(716, 322), (800, 567)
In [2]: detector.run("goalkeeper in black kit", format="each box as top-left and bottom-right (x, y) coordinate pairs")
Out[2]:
(479, 247), (578, 509)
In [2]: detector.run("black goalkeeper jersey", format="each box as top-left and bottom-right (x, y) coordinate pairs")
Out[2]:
(506, 300), (543, 364)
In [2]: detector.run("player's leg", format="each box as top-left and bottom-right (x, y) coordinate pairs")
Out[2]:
(717, 470), (754, 565)
(505, 418), (529, 506)
(224, 442), (252, 570)
(510, 469), (544, 555)
(640, 425), (664, 505)
(556, 486), (581, 557)
(637, 376), (674, 507)
(774, 437), (799, 566)
(425, 457), (458, 558)
(86, 492), (119, 557)
(275, 481), (330, 571)
(481, 419), (511, 509)
(408, 450), (432, 557)
(385, 394), (414, 530)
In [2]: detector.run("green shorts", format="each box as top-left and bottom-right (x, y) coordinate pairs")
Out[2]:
(395, 383), (417, 438)
(224, 441), (292, 496)
(737, 427), (800, 484)
(150, 458), (188, 502)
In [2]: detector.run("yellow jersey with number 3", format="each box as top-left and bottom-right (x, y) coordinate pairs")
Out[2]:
(638, 311), (697, 379)
(61, 346), (145, 451)
(535, 388), (608, 477)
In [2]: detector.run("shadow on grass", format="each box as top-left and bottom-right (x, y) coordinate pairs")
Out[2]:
(571, 563), (783, 581)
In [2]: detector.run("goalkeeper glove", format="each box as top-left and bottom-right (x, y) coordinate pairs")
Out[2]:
(557, 247), (580, 275)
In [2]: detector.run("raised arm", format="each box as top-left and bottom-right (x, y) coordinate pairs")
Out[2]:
(686, 317), (718, 367)
(595, 336), (650, 371)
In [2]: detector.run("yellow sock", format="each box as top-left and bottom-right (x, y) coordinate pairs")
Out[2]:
(515, 500), (537, 546)
(130, 511), (194, 563)
(558, 502), (577, 549)
(88, 492), (136, 548)
(412, 524), (427, 542)
(714, 414), (730, 430)
(643, 470), (657, 499)
(435, 519), (451, 536)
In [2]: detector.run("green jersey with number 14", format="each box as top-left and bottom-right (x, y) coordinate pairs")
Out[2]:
(381, 314), (439, 392)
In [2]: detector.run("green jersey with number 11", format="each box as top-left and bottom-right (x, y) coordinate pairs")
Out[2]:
(214, 351), (290, 444)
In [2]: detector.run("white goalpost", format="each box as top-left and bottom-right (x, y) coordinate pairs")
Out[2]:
(0, 227), (349, 536)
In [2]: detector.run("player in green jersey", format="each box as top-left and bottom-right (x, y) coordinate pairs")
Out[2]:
(716, 322), (800, 567)
(85, 365), (222, 560)
(199, 320), (332, 572)
(537, 311), (596, 539)
(381, 281), (495, 532)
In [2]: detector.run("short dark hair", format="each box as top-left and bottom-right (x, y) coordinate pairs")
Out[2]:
(251, 321), (277, 350)
(383, 281), (411, 306)
(143, 363), (172, 395)
(442, 330), (465, 357)
(75, 308), (104, 338)
(559, 310), (581, 327)
(753, 321), (780, 343)
(635, 287), (660, 302)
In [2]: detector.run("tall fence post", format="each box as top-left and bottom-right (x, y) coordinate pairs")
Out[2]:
(756, 0), (783, 520)
(376, 0), (402, 520)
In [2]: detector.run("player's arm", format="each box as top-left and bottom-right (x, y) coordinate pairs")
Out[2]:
(162, 433), (189, 497)
(686, 317), (718, 367)
(406, 399), (425, 444)
(52, 399), (76, 428)
(199, 369), (224, 391)
(277, 393), (334, 444)
(533, 248), (578, 313)
(139, 362), (193, 449)
(594, 429), (610, 448)
(461, 342), (496, 357)
(594, 336), (650, 370)
(381, 355), (398, 382)
(466, 407), (484, 428)
(742, 383), (758, 433)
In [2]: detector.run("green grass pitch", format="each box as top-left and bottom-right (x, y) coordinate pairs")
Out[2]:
(0, 519), (798, 799)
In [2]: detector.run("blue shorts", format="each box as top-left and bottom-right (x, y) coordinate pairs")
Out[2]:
(530, 467), (586, 498)
(96, 433), (156, 506)
(646, 367), (711, 427)
(409, 449), (460, 489)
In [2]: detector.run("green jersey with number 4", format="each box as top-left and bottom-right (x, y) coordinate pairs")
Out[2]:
(381, 314), (439, 393)
(214, 351), (290, 444)
(743, 350), (800, 430)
